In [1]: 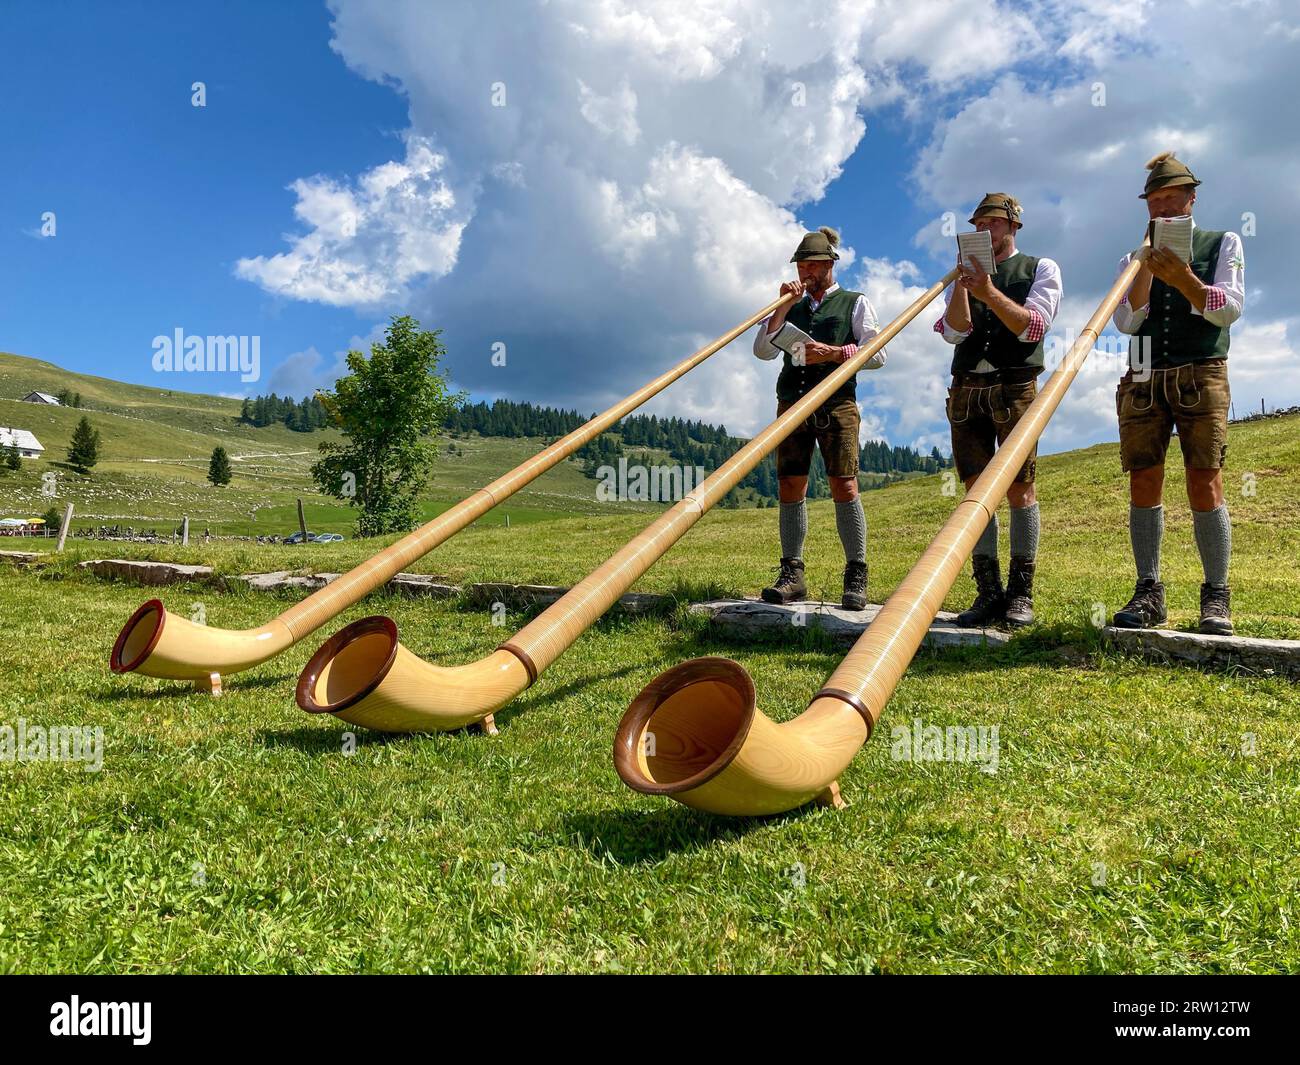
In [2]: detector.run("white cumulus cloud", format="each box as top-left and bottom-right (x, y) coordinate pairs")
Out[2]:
(241, 0), (1293, 455)
(235, 136), (467, 307)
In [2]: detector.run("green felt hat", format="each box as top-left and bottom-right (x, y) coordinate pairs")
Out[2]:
(790, 226), (840, 262)
(1141, 151), (1200, 198)
(968, 192), (1023, 229)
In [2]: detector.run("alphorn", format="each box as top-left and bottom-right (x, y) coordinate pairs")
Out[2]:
(110, 296), (795, 689)
(295, 270), (959, 732)
(614, 250), (1148, 816)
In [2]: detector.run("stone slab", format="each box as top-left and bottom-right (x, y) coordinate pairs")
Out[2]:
(1103, 625), (1300, 678)
(689, 599), (1012, 648)
(78, 559), (215, 585)
(387, 574), (462, 598)
(465, 582), (671, 614)
(0, 550), (45, 566)
(229, 571), (340, 592)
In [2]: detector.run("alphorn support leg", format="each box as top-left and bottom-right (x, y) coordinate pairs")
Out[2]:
(816, 780), (846, 810)
(195, 672), (223, 697)
(479, 714), (499, 737)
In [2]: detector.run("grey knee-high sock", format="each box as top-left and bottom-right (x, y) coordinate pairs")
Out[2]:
(1192, 504), (1231, 587)
(1009, 502), (1040, 560)
(1130, 504), (1163, 582)
(974, 512), (999, 560)
(835, 497), (866, 564)
(779, 499), (807, 561)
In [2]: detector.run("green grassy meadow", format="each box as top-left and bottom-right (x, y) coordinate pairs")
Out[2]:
(0, 351), (656, 540)
(1, 392), (1297, 972)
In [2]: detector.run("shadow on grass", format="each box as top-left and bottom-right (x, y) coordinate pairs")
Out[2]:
(560, 806), (812, 863)
(97, 672), (299, 701)
(46, 460), (91, 476)
(259, 725), (418, 753)
(256, 659), (652, 752)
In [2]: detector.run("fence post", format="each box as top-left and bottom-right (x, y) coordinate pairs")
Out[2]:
(56, 503), (74, 552)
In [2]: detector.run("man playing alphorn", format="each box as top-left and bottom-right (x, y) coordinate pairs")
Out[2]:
(752, 226), (886, 611)
(1110, 152), (1245, 634)
(936, 194), (1062, 627)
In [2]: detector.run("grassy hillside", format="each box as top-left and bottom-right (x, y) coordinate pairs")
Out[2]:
(0, 351), (658, 535)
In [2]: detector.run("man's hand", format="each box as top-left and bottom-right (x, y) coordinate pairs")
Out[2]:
(958, 255), (1032, 336)
(800, 341), (847, 364)
(768, 279), (805, 330)
(957, 258), (996, 303)
(1146, 247), (1200, 293)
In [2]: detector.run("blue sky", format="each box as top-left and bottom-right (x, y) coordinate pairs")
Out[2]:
(1, 2), (404, 392)
(0, 2), (927, 392)
(3, 1), (1293, 455)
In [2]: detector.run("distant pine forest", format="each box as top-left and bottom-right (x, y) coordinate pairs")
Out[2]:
(239, 393), (330, 431)
(446, 399), (949, 505)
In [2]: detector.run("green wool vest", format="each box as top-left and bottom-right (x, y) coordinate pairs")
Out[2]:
(951, 253), (1044, 375)
(1131, 228), (1229, 369)
(775, 287), (862, 404)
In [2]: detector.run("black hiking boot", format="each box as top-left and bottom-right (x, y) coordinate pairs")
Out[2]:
(841, 560), (868, 611)
(1199, 583), (1234, 636)
(1003, 556), (1036, 628)
(956, 555), (1006, 628)
(761, 557), (806, 605)
(1112, 578), (1167, 629)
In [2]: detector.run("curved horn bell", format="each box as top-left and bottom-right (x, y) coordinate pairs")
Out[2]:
(110, 598), (293, 681)
(613, 657), (870, 816)
(296, 616), (532, 733)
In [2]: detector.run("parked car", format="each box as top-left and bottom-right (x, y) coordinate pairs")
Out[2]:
(283, 530), (316, 545)
(312, 533), (345, 543)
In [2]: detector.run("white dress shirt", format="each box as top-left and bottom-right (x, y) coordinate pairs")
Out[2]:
(934, 255), (1063, 371)
(752, 282), (887, 370)
(1112, 222), (1244, 334)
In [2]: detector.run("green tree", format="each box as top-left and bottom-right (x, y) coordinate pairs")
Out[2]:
(311, 316), (462, 537)
(42, 506), (63, 536)
(208, 445), (233, 486)
(66, 417), (100, 472)
(3, 443), (19, 471)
